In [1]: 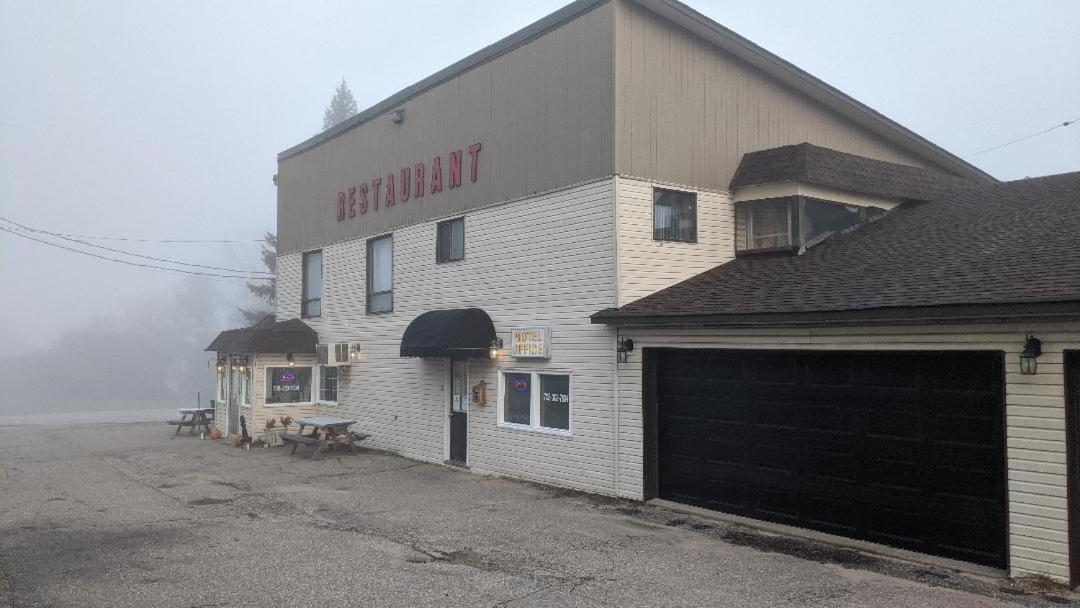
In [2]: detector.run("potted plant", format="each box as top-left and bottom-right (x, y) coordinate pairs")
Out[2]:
(263, 418), (285, 447)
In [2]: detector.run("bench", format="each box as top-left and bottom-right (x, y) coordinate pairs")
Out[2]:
(282, 432), (318, 456)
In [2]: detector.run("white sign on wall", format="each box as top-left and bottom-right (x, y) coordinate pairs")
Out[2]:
(510, 327), (550, 359)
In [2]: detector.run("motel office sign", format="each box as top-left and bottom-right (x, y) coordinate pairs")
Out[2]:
(336, 142), (483, 222)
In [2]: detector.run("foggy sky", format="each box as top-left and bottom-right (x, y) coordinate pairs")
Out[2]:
(2, 0), (1078, 354)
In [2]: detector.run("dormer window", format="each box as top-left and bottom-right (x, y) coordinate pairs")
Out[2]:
(736, 196), (885, 255)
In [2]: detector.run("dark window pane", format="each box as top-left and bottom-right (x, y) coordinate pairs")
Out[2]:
(539, 374), (570, 430)
(302, 250), (323, 317)
(266, 367), (312, 404)
(437, 218), (464, 263)
(748, 198), (793, 249)
(504, 373), (532, 425)
(653, 189), (697, 242)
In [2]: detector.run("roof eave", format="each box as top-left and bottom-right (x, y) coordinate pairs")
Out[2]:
(591, 301), (1080, 327)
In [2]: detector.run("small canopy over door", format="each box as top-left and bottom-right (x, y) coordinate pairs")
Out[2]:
(400, 308), (495, 359)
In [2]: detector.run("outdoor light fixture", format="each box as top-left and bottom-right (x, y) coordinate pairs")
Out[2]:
(349, 342), (363, 362)
(286, 353), (295, 367)
(489, 337), (504, 359)
(215, 357), (226, 373)
(617, 337), (634, 363)
(1019, 335), (1042, 375)
(390, 107), (405, 124)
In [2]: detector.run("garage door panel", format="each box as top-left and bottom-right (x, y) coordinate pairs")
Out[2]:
(656, 349), (1006, 569)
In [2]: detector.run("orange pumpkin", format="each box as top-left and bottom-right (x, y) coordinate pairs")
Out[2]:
(209, 428), (223, 440)
(233, 435), (243, 447)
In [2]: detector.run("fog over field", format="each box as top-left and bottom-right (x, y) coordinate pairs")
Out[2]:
(1, 0), (1077, 416)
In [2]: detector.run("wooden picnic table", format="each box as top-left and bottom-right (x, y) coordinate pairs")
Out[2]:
(169, 407), (215, 436)
(283, 416), (363, 459)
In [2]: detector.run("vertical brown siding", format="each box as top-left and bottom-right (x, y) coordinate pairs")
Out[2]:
(277, 2), (617, 255)
(613, 0), (943, 191)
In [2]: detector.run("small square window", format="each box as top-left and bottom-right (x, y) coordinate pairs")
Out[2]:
(436, 218), (465, 263)
(653, 189), (697, 242)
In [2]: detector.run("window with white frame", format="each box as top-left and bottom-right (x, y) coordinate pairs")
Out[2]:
(265, 366), (313, 404)
(367, 235), (393, 313)
(500, 371), (571, 432)
(318, 366), (338, 403)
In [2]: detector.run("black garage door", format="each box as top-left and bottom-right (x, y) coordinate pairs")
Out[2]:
(654, 349), (1006, 568)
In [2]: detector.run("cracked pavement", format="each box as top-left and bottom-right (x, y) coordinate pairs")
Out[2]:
(0, 422), (1075, 607)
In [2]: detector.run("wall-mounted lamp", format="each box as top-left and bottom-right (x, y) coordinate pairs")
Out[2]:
(489, 337), (504, 360)
(234, 356), (249, 374)
(617, 337), (634, 363)
(1019, 335), (1042, 375)
(390, 107), (405, 124)
(348, 342), (363, 362)
(286, 353), (295, 367)
(215, 357), (226, 373)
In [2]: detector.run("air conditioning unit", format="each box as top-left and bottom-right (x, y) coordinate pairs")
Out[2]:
(317, 343), (351, 366)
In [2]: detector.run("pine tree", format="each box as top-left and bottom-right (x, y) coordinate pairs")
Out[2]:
(239, 232), (276, 325)
(322, 78), (359, 132)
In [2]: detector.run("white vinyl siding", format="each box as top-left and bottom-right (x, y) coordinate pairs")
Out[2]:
(615, 176), (735, 306)
(276, 178), (618, 494)
(613, 321), (1080, 582)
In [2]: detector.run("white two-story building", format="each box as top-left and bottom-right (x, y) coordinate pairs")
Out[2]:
(207, 0), (1080, 585)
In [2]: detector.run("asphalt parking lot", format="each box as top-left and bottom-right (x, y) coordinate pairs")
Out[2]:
(0, 422), (1075, 608)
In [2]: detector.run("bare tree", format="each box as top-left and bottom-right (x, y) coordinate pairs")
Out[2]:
(322, 78), (359, 132)
(238, 232), (276, 325)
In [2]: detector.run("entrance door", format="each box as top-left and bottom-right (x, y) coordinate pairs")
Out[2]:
(449, 359), (469, 465)
(651, 349), (1007, 568)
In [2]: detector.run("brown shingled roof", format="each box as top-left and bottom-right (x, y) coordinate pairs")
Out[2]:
(729, 143), (978, 201)
(595, 171), (1080, 325)
(205, 318), (318, 353)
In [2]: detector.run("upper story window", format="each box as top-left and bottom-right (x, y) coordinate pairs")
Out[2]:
(301, 250), (322, 318)
(367, 235), (393, 314)
(436, 217), (465, 263)
(735, 197), (886, 254)
(653, 188), (697, 242)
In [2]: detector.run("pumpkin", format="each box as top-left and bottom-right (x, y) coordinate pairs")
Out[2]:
(233, 435), (243, 447)
(209, 428), (223, 440)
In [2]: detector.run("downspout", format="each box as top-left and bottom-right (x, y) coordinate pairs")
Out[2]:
(612, 175), (621, 498)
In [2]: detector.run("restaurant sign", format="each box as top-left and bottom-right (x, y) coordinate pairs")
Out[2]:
(510, 327), (550, 359)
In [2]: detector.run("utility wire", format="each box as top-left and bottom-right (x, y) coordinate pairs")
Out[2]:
(0, 220), (266, 243)
(0, 227), (272, 280)
(966, 115), (1078, 158)
(0, 217), (272, 275)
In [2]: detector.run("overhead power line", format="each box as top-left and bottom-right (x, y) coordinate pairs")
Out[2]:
(0, 218), (272, 275)
(0, 222), (266, 244)
(0, 227), (272, 281)
(966, 115), (1078, 158)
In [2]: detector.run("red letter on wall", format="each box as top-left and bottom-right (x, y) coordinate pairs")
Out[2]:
(359, 182), (369, 214)
(385, 173), (396, 207)
(468, 143), (482, 183)
(414, 163), (425, 199)
(399, 166), (411, 203)
(449, 150), (462, 189)
(337, 192), (346, 222)
(347, 186), (357, 218)
(371, 177), (382, 210)
(431, 157), (443, 193)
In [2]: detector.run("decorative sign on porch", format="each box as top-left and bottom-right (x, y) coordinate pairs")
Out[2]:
(510, 327), (550, 359)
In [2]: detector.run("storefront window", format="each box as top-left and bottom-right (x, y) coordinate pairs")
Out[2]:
(501, 371), (571, 433)
(266, 367), (313, 404)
